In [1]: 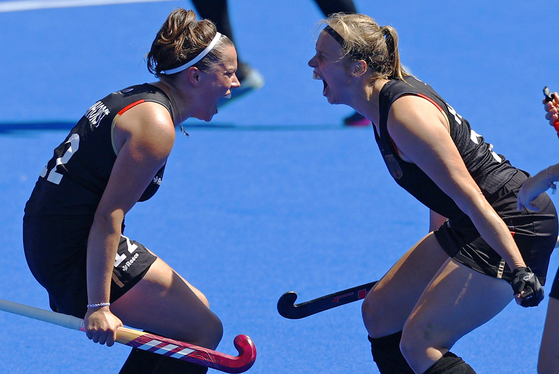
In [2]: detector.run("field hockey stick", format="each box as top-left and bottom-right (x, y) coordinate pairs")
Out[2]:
(277, 281), (377, 319)
(0, 298), (256, 373)
(543, 86), (559, 137)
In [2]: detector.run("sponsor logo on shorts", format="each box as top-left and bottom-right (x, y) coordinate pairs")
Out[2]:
(121, 252), (139, 272)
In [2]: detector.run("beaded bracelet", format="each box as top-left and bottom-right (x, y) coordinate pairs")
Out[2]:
(87, 302), (110, 309)
(547, 166), (557, 194)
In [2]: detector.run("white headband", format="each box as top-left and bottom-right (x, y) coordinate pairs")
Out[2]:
(160, 32), (222, 75)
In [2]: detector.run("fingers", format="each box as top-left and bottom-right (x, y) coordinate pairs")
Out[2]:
(87, 328), (117, 346)
(545, 110), (559, 123)
(516, 196), (530, 211)
(517, 194), (541, 212)
(513, 290), (531, 305)
(511, 267), (544, 307)
(106, 332), (116, 347)
(84, 307), (122, 346)
(544, 93), (559, 125)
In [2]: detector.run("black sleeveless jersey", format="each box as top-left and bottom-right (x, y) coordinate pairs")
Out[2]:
(374, 76), (518, 219)
(25, 84), (175, 216)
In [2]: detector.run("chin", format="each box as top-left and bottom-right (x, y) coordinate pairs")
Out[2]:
(195, 108), (217, 122)
(204, 112), (216, 122)
(325, 95), (337, 105)
(323, 90), (335, 104)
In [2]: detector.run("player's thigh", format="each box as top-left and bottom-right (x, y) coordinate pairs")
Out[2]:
(111, 257), (223, 349)
(363, 232), (449, 337)
(538, 297), (559, 374)
(402, 258), (511, 353)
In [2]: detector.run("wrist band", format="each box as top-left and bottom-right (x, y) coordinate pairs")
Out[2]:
(546, 166), (556, 194)
(87, 302), (110, 309)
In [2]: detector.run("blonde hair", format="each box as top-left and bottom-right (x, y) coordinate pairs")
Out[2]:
(323, 13), (408, 81)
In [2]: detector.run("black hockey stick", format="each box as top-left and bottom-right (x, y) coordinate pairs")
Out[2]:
(277, 281), (377, 319)
(544, 86), (555, 103)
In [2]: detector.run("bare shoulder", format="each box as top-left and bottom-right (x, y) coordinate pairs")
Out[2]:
(388, 94), (449, 138)
(391, 95), (445, 122)
(113, 101), (176, 158)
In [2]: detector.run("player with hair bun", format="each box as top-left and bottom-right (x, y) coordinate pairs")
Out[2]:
(23, 8), (239, 373)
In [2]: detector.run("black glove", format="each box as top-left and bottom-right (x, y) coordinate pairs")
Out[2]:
(511, 267), (544, 307)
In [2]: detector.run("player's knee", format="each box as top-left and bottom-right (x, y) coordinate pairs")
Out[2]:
(399, 330), (418, 366)
(361, 296), (375, 333)
(174, 308), (223, 350)
(210, 314), (224, 347)
(362, 293), (388, 337)
(198, 313), (223, 350)
(399, 323), (431, 367)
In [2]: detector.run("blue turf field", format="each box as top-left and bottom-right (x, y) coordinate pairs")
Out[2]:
(1, 1), (559, 373)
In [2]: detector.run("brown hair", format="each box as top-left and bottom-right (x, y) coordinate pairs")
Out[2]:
(323, 13), (408, 81)
(147, 8), (233, 76)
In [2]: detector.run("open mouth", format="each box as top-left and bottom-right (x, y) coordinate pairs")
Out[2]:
(313, 71), (328, 96)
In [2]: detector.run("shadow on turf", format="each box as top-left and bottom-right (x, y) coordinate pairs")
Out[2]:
(0, 121), (365, 134)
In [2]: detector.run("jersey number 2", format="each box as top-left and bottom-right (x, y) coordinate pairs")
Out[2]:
(40, 133), (80, 185)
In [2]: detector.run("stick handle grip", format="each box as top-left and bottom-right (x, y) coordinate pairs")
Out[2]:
(0, 299), (197, 347)
(0, 298), (83, 330)
(115, 326), (153, 345)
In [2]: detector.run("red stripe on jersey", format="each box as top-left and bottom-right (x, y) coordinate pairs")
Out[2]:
(117, 99), (146, 116)
(417, 93), (444, 113)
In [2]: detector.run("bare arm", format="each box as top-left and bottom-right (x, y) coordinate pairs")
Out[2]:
(517, 164), (559, 211)
(85, 102), (175, 346)
(387, 95), (525, 270)
(517, 92), (559, 211)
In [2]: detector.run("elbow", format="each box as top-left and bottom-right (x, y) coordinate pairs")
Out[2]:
(92, 209), (124, 233)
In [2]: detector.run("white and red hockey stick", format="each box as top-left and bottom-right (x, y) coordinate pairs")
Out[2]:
(0, 298), (256, 373)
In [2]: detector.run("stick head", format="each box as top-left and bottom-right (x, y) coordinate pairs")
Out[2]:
(276, 291), (301, 319)
(229, 334), (257, 373)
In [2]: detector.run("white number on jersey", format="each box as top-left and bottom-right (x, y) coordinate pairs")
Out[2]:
(40, 133), (80, 185)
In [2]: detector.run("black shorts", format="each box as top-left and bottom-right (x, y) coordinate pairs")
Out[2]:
(434, 171), (558, 285)
(23, 215), (157, 318)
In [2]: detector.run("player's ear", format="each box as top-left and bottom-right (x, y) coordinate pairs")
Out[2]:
(351, 60), (367, 77)
(187, 67), (201, 86)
